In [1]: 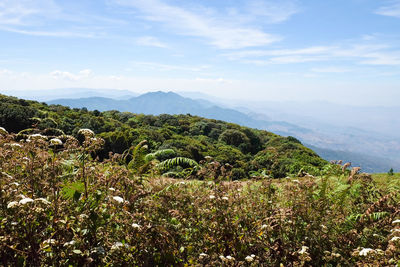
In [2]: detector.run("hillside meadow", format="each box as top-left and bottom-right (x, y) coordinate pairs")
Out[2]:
(1, 126), (400, 266)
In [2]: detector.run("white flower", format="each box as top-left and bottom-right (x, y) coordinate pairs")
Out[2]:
(9, 182), (20, 187)
(7, 201), (18, 208)
(199, 253), (208, 259)
(226, 255), (235, 261)
(221, 196), (229, 201)
(29, 134), (46, 140)
(50, 138), (63, 146)
(132, 223), (141, 229)
(209, 195), (216, 199)
(35, 198), (51, 205)
(219, 255), (226, 261)
(0, 126), (8, 135)
(19, 197), (34, 205)
(261, 224), (268, 229)
(392, 219), (400, 224)
(390, 236), (400, 242)
(112, 196), (124, 203)
(245, 255), (254, 262)
(111, 242), (129, 250)
(79, 214), (89, 219)
(63, 240), (76, 247)
(78, 128), (94, 137)
(10, 143), (22, 148)
(298, 246), (309, 255)
(359, 248), (374, 256)
(108, 187), (116, 191)
(11, 222), (18, 225)
(43, 239), (56, 245)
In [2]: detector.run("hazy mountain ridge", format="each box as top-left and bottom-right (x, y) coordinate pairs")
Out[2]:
(46, 90), (399, 172)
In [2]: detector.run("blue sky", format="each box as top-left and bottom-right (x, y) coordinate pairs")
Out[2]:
(0, 0), (400, 105)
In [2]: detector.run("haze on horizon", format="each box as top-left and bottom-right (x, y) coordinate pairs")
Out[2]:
(1, 0), (400, 106)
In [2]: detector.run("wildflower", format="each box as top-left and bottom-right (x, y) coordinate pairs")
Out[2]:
(392, 219), (400, 224)
(35, 198), (51, 205)
(64, 240), (76, 247)
(2, 172), (13, 179)
(11, 222), (18, 225)
(9, 182), (20, 187)
(0, 126), (8, 135)
(91, 246), (105, 254)
(28, 134), (46, 140)
(132, 223), (141, 229)
(199, 253), (208, 260)
(390, 236), (400, 242)
(50, 138), (63, 146)
(261, 224), (268, 229)
(219, 255), (226, 261)
(226, 255), (235, 261)
(7, 201), (18, 209)
(268, 200), (272, 204)
(79, 214), (89, 219)
(111, 242), (124, 250)
(78, 128), (95, 137)
(19, 197), (34, 205)
(221, 196), (229, 201)
(43, 239), (56, 245)
(209, 195), (216, 199)
(359, 248), (374, 256)
(10, 143), (22, 148)
(111, 242), (129, 250)
(245, 255), (254, 262)
(298, 246), (309, 255)
(251, 254), (255, 258)
(112, 196), (124, 203)
(108, 187), (116, 191)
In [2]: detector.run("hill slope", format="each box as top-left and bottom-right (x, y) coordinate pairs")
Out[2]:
(1, 94), (327, 178)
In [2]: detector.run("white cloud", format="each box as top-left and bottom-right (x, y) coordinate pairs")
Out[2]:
(245, 0), (300, 23)
(223, 42), (400, 66)
(375, 1), (400, 18)
(136, 36), (168, 48)
(311, 67), (353, 73)
(113, 0), (283, 49)
(50, 69), (93, 81)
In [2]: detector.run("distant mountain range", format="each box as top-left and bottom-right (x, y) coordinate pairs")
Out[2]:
(46, 90), (399, 173)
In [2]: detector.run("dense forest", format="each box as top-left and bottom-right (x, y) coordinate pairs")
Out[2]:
(0, 94), (326, 179)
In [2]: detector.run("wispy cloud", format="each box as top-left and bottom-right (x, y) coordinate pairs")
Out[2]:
(113, 0), (291, 49)
(0, 0), (117, 38)
(375, 0), (400, 18)
(311, 67), (353, 73)
(136, 36), (168, 48)
(245, 0), (300, 23)
(223, 42), (400, 66)
(50, 69), (93, 81)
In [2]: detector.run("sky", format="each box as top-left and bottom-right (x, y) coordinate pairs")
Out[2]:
(0, 0), (400, 106)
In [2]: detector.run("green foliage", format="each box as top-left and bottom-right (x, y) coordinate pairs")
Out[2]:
(0, 94), (327, 178)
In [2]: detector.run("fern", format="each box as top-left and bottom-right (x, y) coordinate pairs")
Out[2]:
(61, 181), (84, 202)
(157, 157), (199, 171)
(145, 149), (176, 162)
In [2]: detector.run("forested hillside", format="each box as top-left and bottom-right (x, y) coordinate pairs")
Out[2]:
(0, 94), (326, 178)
